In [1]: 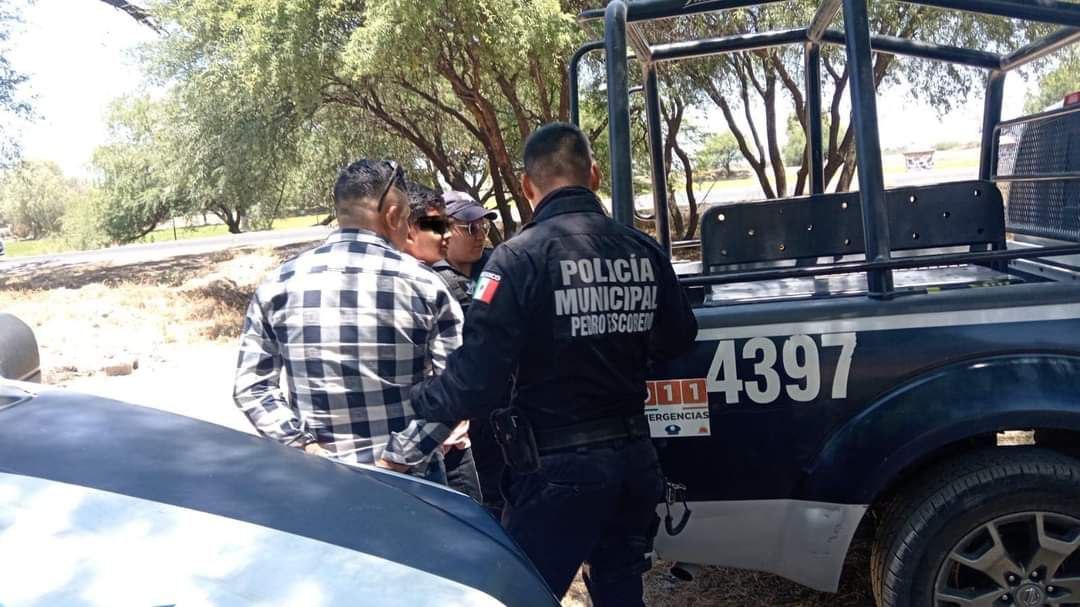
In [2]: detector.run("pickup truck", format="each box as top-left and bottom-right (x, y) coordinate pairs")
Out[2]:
(575, 1), (1080, 606)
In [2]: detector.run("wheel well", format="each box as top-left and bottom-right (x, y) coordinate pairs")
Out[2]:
(854, 427), (1080, 541)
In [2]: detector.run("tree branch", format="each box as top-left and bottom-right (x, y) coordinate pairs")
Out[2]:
(97, 0), (161, 33)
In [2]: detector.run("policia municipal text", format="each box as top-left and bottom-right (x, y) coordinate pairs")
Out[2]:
(411, 122), (698, 605)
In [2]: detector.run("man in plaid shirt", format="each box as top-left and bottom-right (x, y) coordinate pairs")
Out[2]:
(233, 159), (462, 478)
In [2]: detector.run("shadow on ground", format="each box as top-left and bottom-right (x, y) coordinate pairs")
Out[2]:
(0, 241), (318, 292)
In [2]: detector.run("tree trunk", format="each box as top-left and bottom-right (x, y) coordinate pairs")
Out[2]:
(672, 141), (699, 240)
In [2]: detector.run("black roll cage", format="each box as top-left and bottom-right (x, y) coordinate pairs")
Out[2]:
(570, 0), (1080, 299)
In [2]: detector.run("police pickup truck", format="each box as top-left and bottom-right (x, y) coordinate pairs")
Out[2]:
(574, 1), (1080, 606)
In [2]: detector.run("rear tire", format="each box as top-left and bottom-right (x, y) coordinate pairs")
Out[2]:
(871, 448), (1080, 607)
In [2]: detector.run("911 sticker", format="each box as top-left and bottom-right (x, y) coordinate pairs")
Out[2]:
(707, 332), (857, 405)
(644, 378), (711, 438)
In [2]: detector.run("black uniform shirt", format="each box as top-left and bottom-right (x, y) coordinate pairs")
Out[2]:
(411, 186), (698, 431)
(433, 249), (492, 313)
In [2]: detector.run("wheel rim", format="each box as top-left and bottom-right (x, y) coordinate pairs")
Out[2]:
(934, 512), (1080, 606)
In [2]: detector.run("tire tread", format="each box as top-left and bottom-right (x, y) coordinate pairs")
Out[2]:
(870, 448), (1080, 606)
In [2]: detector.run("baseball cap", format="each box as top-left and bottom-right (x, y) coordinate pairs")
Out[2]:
(443, 191), (498, 222)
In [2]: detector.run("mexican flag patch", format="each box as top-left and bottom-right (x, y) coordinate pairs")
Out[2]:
(473, 272), (502, 304)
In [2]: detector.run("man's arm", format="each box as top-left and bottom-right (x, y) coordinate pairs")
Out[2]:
(383, 284), (462, 466)
(647, 247), (699, 361)
(410, 247), (530, 423)
(233, 291), (313, 446)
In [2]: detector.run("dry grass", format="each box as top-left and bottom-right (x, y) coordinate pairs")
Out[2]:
(0, 241), (314, 383)
(561, 540), (874, 607)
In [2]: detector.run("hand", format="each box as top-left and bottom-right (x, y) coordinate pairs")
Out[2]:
(441, 420), (471, 453)
(446, 435), (472, 452)
(375, 458), (410, 473)
(302, 442), (330, 457)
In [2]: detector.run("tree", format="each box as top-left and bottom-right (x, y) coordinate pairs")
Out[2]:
(0, 2), (31, 169)
(1024, 48), (1080, 113)
(782, 113), (805, 168)
(96, 0), (159, 31)
(0, 160), (77, 239)
(659, 90), (701, 240)
(93, 97), (188, 242)
(700, 132), (741, 179)
(654, 2), (1049, 199)
(139, 0), (585, 240)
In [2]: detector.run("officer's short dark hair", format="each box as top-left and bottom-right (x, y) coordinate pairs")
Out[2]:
(404, 181), (445, 223)
(523, 122), (594, 190)
(333, 159), (405, 215)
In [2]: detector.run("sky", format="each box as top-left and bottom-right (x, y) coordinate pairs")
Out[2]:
(5, 0), (1037, 179)
(8, 0), (155, 177)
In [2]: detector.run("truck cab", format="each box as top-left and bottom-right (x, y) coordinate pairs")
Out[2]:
(573, 2), (1080, 605)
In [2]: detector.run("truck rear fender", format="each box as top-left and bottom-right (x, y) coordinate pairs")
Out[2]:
(800, 353), (1080, 506)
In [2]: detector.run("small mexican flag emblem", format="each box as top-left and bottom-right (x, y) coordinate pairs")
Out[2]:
(473, 272), (502, 304)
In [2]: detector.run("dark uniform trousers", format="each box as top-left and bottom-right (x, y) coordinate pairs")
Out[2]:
(411, 186), (698, 606)
(502, 437), (664, 605)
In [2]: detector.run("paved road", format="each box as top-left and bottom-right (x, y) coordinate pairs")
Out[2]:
(0, 226), (332, 272)
(2, 169), (978, 270)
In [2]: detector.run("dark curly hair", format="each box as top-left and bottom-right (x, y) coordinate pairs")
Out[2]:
(404, 181), (446, 223)
(332, 159), (405, 214)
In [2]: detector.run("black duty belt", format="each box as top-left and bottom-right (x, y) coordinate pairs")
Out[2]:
(534, 414), (651, 454)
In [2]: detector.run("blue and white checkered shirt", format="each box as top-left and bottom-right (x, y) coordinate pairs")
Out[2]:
(233, 229), (463, 469)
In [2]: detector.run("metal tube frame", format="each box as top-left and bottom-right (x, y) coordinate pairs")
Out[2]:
(990, 173), (1080, 183)
(819, 29), (1002, 70)
(841, 0), (893, 297)
(604, 1), (635, 226)
(649, 27), (1006, 69)
(685, 244), (1080, 288)
(651, 28), (809, 63)
(568, 40), (604, 126)
(580, 0), (1080, 297)
(1002, 27), (1080, 72)
(979, 71), (1006, 181)
(643, 66), (672, 255)
(996, 102), (1080, 131)
(580, 0), (785, 23)
(805, 42), (825, 194)
(900, 0), (1080, 29)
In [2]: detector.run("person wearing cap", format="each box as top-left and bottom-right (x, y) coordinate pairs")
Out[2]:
(434, 192), (499, 311)
(401, 181), (483, 503)
(433, 191), (506, 517)
(409, 124), (698, 605)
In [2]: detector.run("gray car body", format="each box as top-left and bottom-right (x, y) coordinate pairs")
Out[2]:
(0, 313), (40, 382)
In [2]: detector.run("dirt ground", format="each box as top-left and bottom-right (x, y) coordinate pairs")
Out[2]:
(0, 242), (874, 606)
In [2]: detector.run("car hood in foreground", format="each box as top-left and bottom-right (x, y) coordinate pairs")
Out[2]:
(0, 385), (555, 606)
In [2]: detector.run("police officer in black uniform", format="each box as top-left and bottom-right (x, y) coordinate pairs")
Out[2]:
(410, 122), (697, 606)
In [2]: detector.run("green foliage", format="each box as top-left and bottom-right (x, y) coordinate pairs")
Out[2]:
(126, 0), (585, 237)
(93, 97), (188, 242)
(60, 187), (110, 251)
(782, 114), (805, 168)
(699, 132), (741, 179)
(1024, 48), (1080, 114)
(0, 160), (78, 239)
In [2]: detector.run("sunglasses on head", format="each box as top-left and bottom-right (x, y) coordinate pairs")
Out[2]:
(376, 161), (406, 213)
(414, 215), (449, 235)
